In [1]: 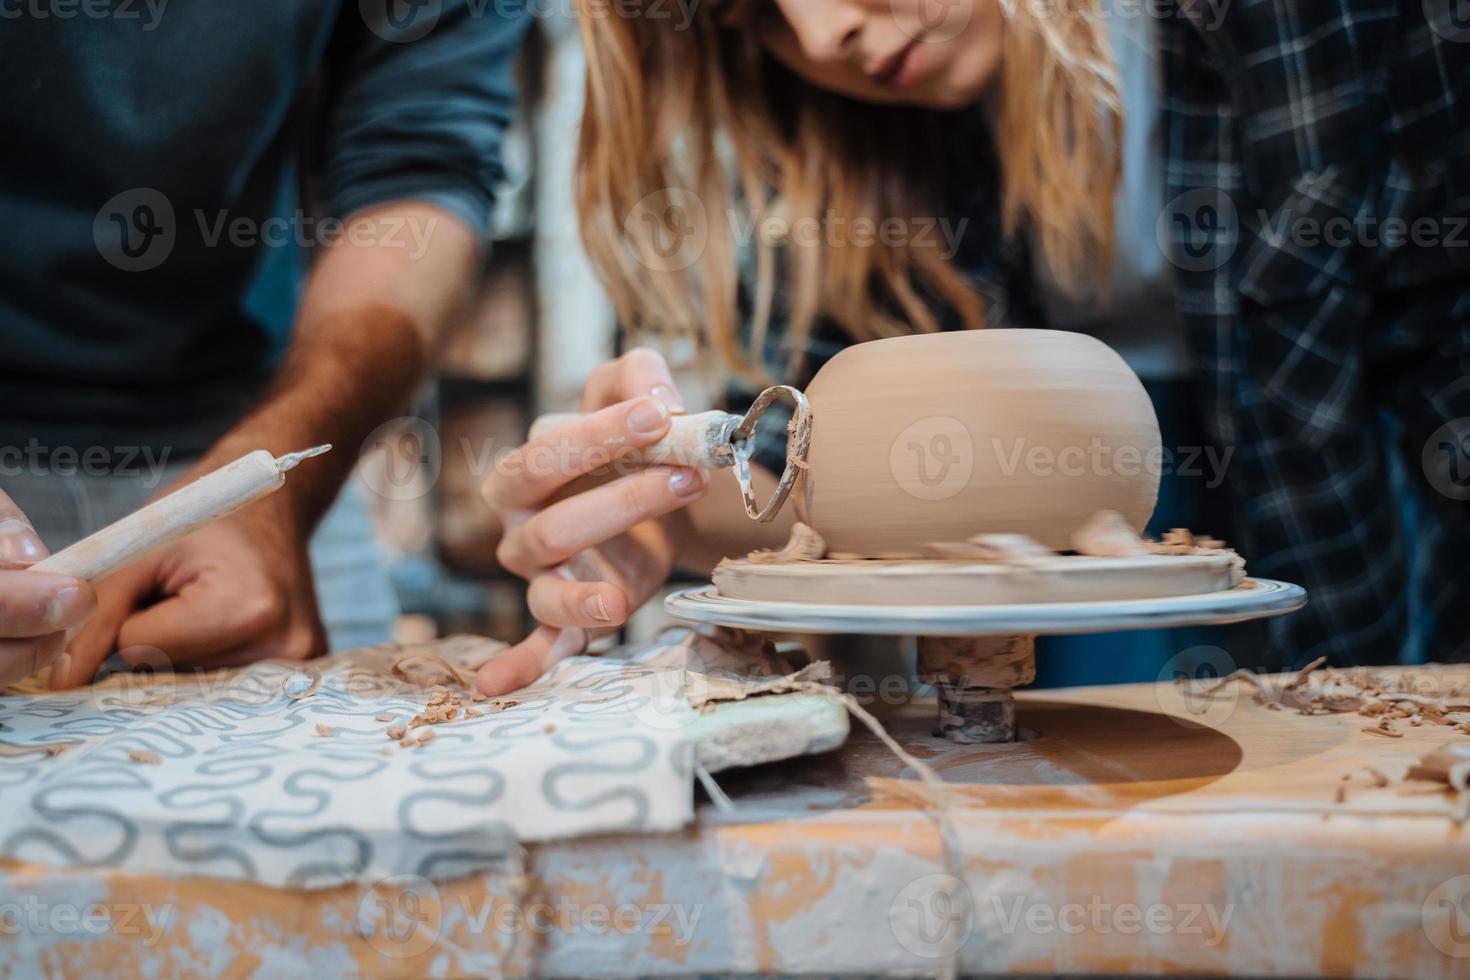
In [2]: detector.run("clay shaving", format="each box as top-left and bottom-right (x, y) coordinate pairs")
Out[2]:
(391, 652), (476, 690)
(380, 683), (516, 750)
(128, 749), (161, 765)
(1189, 661), (1470, 819)
(746, 522), (827, 564)
(1071, 510), (1151, 557)
(0, 741), (79, 758)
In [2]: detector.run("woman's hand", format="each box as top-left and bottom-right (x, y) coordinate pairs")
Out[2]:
(0, 489), (96, 690)
(478, 349), (709, 696)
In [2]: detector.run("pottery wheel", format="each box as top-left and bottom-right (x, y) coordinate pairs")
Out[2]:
(666, 574), (1305, 637)
(712, 553), (1244, 608)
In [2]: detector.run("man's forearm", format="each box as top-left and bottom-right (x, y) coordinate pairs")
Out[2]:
(191, 202), (480, 533)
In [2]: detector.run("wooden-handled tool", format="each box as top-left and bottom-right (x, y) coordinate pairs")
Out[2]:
(29, 445), (332, 582)
(528, 386), (812, 524)
(528, 410), (743, 471)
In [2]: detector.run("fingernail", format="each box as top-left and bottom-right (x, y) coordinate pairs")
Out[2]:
(627, 398), (670, 435)
(668, 468), (705, 496)
(583, 593), (612, 623)
(0, 517), (46, 566)
(649, 385), (685, 413)
(45, 586), (92, 630)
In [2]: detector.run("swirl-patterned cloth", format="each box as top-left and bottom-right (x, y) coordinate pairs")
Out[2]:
(0, 637), (699, 889)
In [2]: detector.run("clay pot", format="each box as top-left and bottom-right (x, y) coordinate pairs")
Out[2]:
(795, 329), (1160, 555)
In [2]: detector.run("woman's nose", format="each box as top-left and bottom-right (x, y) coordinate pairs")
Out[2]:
(780, 0), (865, 65)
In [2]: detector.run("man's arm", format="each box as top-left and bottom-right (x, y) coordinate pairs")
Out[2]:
(51, 202), (478, 687)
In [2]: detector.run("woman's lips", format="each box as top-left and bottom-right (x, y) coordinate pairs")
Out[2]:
(871, 37), (927, 89)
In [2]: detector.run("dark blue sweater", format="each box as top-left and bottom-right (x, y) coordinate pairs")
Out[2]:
(0, 0), (528, 457)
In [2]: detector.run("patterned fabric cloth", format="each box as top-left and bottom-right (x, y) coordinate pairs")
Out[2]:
(0, 639), (696, 888)
(730, 0), (1470, 668)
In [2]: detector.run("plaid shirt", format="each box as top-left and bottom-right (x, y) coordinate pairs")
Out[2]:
(731, 0), (1470, 668)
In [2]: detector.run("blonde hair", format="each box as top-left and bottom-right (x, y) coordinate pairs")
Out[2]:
(575, 0), (1121, 384)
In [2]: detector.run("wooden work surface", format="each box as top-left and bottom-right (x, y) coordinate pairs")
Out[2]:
(6, 664), (1470, 977)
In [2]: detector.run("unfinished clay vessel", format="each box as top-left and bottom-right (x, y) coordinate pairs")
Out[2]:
(795, 330), (1160, 554)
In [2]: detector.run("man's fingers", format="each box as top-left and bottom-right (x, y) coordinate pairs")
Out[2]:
(483, 397), (674, 513)
(0, 570), (95, 638)
(475, 625), (586, 697)
(581, 348), (684, 413)
(0, 632), (68, 690)
(51, 563), (156, 689)
(0, 489), (49, 567)
(526, 573), (629, 631)
(114, 577), (287, 665)
(496, 467), (707, 576)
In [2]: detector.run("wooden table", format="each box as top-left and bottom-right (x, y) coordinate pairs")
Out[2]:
(6, 665), (1470, 977)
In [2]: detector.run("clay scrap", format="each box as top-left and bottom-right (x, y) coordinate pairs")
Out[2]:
(1071, 509), (1151, 557)
(746, 522), (827, 564)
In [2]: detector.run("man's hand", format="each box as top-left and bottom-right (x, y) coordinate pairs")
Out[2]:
(50, 498), (324, 688)
(0, 489), (96, 689)
(47, 201), (477, 688)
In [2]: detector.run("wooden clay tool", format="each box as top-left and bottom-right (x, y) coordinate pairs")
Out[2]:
(29, 445), (332, 582)
(529, 384), (812, 523)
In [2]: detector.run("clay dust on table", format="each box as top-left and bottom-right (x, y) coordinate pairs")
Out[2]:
(1191, 657), (1470, 818)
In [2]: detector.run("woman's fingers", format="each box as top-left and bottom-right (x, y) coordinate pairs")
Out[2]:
(496, 466), (707, 577)
(475, 625), (587, 697)
(526, 573), (630, 630)
(484, 397), (674, 514)
(581, 348), (685, 413)
(0, 570), (95, 639)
